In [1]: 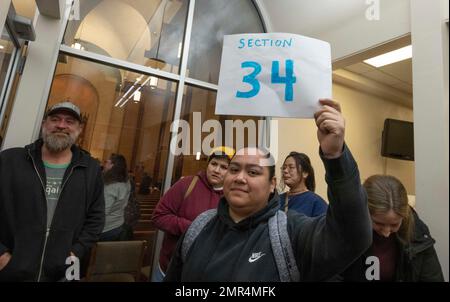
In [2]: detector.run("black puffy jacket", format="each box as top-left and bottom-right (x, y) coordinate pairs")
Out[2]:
(0, 139), (105, 281)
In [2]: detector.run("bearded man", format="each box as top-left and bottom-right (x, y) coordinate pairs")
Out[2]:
(0, 101), (105, 281)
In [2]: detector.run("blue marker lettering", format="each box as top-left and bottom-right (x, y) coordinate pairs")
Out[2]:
(271, 59), (297, 101)
(285, 38), (293, 47)
(238, 38), (245, 49)
(236, 61), (261, 99)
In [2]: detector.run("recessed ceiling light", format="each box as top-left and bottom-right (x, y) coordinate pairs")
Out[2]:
(364, 45), (412, 68)
(0, 45), (4, 50)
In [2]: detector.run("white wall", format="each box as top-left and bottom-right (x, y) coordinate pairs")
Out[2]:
(411, 0), (449, 281)
(275, 83), (414, 200)
(0, 0), (12, 40)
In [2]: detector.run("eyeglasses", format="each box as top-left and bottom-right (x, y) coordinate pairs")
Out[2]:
(281, 165), (297, 172)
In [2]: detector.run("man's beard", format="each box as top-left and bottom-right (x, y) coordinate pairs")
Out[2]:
(42, 128), (79, 153)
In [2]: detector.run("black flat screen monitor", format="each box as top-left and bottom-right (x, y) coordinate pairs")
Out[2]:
(381, 118), (414, 161)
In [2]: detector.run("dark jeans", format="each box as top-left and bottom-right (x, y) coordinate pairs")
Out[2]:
(99, 225), (123, 241)
(119, 224), (134, 241)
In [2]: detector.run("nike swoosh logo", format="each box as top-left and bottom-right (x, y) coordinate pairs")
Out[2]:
(248, 253), (265, 263)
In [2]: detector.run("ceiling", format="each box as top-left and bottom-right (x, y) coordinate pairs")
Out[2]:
(333, 58), (413, 108)
(260, 0), (367, 36)
(343, 59), (413, 94)
(331, 57), (413, 108)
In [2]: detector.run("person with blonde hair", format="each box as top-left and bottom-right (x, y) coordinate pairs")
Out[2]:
(342, 175), (444, 282)
(152, 146), (235, 281)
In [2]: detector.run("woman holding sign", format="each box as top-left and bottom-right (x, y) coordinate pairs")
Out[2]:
(164, 99), (373, 282)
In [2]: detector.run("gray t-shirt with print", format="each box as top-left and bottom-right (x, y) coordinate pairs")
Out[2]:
(44, 161), (69, 229)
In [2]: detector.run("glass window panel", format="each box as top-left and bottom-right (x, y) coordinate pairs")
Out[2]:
(0, 26), (16, 110)
(63, 0), (188, 74)
(172, 85), (262, 183)
(0, 26), (17, 146)
(47, 55), (177, 191)
(187, 0), (264, 84)
(45, 56), (177, 256)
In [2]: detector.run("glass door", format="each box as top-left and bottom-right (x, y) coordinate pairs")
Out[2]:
(0, 22), (22, 148)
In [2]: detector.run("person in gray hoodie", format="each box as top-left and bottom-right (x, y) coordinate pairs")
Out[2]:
(100, 153), (131, 241)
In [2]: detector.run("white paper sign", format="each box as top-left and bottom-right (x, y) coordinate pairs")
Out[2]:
(215, 33), (332, 118)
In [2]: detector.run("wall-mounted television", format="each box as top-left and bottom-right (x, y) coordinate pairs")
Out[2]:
(381, 118), (414, 161)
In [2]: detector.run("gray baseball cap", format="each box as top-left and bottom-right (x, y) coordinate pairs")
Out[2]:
(45, 101), (82, 121)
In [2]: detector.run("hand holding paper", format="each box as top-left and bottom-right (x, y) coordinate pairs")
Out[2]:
(314, 99), (345, 159)
(216, 33), (332, 118)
